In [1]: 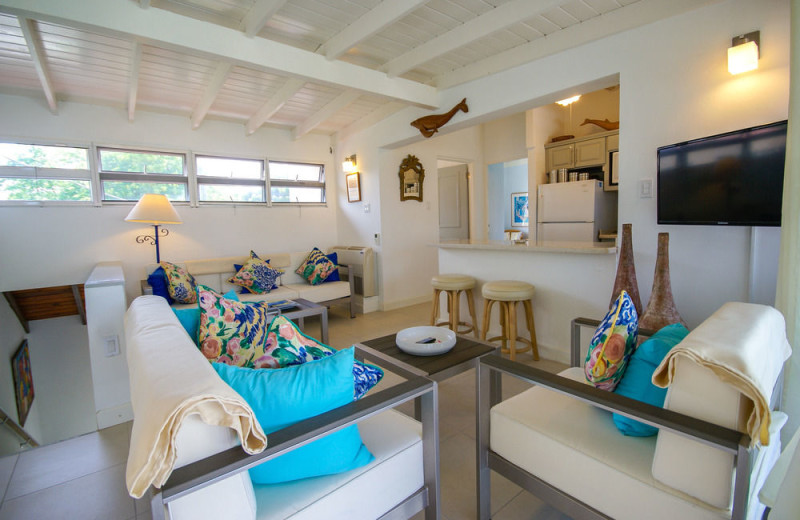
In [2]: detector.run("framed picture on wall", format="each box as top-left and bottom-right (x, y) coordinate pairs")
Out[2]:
(11, 339), (34, 427)
(346, 172), (361, 203)
(511, 192), (529, 227)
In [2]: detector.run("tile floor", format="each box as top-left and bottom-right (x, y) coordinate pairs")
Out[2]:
(0, 302), (571, 520)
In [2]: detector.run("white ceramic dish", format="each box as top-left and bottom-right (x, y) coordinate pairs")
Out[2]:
(395, 326), (456, 356)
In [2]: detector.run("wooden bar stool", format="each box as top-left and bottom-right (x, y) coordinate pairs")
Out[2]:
(481, 280), (539, 361)
(430, 274), (479, 338)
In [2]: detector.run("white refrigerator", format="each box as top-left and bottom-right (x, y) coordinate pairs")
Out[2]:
(536, 180), (617, 242)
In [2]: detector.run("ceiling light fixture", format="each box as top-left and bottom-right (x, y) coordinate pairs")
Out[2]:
(556, 95), (581, 106)
(728, 31), (760, 75)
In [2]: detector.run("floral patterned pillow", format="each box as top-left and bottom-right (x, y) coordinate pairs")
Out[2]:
(264, 315), (384, 400)
(294, 247), (336, 285)
(584, 290), (639, 391)
(160, 261), (197, 304)
(228, 251), (282, 294)
(196, 285), (272, 368)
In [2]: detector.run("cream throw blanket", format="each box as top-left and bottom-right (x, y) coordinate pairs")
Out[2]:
(652, 302), (791, 447)
(124, 296), (267, 499)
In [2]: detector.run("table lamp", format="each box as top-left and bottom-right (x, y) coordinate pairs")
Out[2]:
(125, 193), (182, 263)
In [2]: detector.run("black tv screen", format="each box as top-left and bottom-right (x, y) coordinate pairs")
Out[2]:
(657, 120), (787, 226)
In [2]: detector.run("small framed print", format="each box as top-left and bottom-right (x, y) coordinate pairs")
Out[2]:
(11, 339), (34, 427)
(511, 192), (529, 227)
(346, 172), (361, 203)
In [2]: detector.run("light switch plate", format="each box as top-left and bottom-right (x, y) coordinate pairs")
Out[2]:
(104, 335), (120, 357)
(640, 179), (653, 198)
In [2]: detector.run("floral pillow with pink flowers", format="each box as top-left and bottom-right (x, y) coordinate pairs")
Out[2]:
(584, 290), (638, 391)
(264, 316), (384, 400)
(196, 285), (272, 368)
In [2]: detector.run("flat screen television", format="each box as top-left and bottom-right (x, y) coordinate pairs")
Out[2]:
(657, 120), (787, 226)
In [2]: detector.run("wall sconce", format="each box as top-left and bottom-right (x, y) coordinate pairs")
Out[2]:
(125, 193), (182, 263)
(342, 154), (357, 173)
(728, 31), (759, 75)
(555, 95), (581, 106)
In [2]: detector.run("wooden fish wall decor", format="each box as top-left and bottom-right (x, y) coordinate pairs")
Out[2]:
(410, 98), (468, 138)
(580, 118), (619, 131)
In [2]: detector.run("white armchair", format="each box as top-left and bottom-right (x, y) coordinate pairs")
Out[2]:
(477, 303), (790, 520)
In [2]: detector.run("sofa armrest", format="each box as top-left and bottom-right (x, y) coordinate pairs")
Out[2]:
(153, 376), (439, 519)
(476, 355), (752, 519)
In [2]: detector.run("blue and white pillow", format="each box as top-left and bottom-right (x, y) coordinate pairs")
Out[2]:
(229, 251), (282, 294)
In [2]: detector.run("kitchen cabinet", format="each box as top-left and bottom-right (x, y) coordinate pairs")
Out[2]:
(545, 130), (618, 172)
(546, 144), (574, 171)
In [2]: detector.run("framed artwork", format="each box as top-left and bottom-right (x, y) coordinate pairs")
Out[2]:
(11, 339), (34, 427)
(346, 172), (361, 203)
(511, 192), (529, 227)
(398, 154), (425, 202)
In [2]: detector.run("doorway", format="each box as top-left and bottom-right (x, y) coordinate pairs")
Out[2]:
(437, 159), (471, 241)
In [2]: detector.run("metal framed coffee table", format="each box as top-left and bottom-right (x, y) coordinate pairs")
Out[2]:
(273, 298), (329, 344)
(355, 332), (502, 417)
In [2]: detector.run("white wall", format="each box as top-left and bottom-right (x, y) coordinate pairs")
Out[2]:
(0, 298), (44, 452)
(343, 0), (790, 328)
(0, 96), (339, 302)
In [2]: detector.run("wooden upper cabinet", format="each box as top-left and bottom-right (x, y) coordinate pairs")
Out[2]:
(574, 137), (606, 167)
(546, 144), (573, 171)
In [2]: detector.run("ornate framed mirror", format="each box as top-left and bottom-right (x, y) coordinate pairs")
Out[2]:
(398, 154), (425, 202)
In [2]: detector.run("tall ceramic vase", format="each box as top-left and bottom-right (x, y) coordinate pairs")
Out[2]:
(610, 224), (643, 316)
(640, 232), (687, 331)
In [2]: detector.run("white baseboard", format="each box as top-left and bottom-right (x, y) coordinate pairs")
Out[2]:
(97, 402), (133, 429)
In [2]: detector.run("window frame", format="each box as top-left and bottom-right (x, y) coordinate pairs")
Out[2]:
(0, 140), (93, 206)
(267, 159), (326, 205)
(97, 146), (189, 203)
(194, 153), (267, 204)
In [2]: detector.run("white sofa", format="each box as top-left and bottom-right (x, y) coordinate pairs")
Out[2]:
(477, 302), (791, 520)
(124, 296), (440, 520)
(144, 250), (357, 317)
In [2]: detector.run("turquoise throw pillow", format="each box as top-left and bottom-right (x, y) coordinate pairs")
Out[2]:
(613, 323), (690, 436)
(212, 347), (374, 484)
(172, 290), (239, 341)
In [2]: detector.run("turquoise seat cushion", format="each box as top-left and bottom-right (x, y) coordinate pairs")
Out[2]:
(212, 347), (374, 484)
(613, 323), (690, 436)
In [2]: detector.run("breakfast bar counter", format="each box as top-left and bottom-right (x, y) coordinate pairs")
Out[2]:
(436, 240), (618, 364)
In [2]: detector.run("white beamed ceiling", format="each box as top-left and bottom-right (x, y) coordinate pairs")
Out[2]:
(0, 0), (718, 138)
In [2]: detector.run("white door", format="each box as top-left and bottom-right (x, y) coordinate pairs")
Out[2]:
(438, 164), (469, 240)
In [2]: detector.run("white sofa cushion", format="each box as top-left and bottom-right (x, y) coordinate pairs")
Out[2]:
(167, 415), (257, 520)
(490, 367), (730, 520)
(285, 281), (350, 303)
(253, 409), (423, 520)
(652, 357), (745, 509)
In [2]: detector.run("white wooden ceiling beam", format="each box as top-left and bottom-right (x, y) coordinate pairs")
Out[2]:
(246, 77), (305, 135)
(127, 42), (142, 122)
(293, 90), (360, 140)
(18, 16), (57, 114)
(435, 0), (711, 89)
(336, 101), (405, 141)
(241, 0), (288, 38)
(383, 0), (564, 77)
(318, 0), (429, 60)
(191, 62), (232, 129)
(0, 0), (439, 109)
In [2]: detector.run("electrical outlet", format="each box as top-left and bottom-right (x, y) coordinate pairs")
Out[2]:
(374, 233), (380, 245)
(104, 335), (120, 357)
(363, 203), (370, 213)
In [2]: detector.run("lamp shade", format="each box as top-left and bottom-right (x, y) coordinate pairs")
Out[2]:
(125, 194), (182, 224)
(728, 40), (759, 74)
